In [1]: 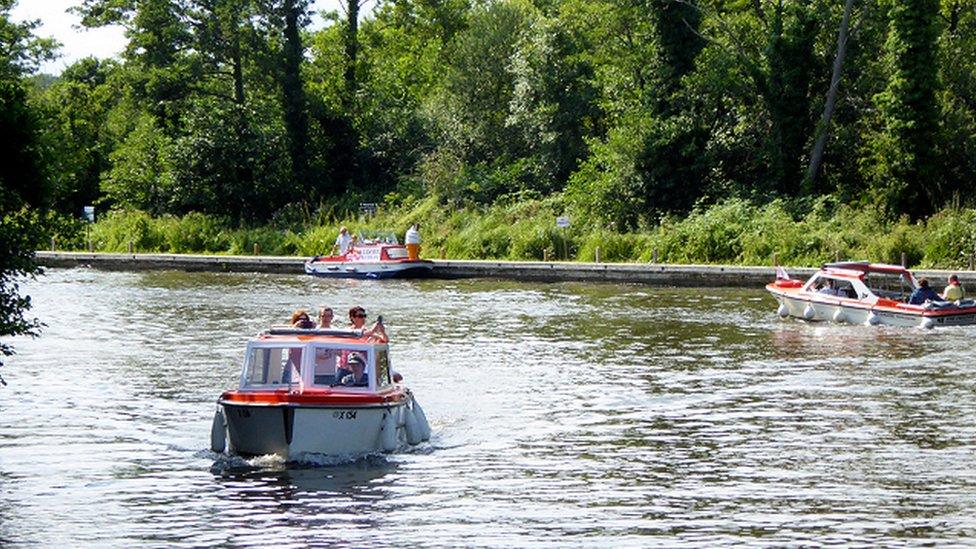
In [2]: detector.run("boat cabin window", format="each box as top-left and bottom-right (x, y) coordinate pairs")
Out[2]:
(309, 346), (373, 388)
(865, 272), (914, 301)
(385, 247), (408, 260)
(311, 346), (341, 386)
(375, 349), (391, 388)
(244, 346), (303, 387)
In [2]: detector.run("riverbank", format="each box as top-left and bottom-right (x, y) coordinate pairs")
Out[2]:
(35, 251), (976, 287)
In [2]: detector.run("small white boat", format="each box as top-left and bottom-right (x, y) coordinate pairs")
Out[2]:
(211, 325), (431, 459)
(767, 261), (976, 329)
(304, 231), (433, 279)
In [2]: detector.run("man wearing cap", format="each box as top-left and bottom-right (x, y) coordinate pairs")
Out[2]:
(942, 274), (965, 301)
(338, 353), (368, 387)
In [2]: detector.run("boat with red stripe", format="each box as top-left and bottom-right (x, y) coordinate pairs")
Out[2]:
(210, 323), (431, 459)
(767, 261), (976, 328)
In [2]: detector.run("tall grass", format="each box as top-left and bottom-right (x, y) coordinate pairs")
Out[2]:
(53, 195), (976, 269)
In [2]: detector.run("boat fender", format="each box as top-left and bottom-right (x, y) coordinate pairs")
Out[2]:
(920, 317), (935, 330)
(832, 308), (846, 323)
(802, 304), (816, 320)
(777, 303), (790, 318)
(411, 393), (431, 442)
(404, 401), (423, 446)
(866, 312), (880, 326)
(210, 408), (226, 454)
(381, 411), (398, 452)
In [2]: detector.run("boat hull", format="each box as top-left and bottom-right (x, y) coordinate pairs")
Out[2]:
(304, 260), (434, 279)
(220, 401), (408, 458)
(769, 290), (976, 327)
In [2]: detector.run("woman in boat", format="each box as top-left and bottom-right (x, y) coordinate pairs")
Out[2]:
(290, 309), (315, 329)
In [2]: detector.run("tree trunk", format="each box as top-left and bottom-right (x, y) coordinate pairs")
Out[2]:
(281, 0), (309, 199)
(804, 0), (854, 193)
(343, 0), (360, 113)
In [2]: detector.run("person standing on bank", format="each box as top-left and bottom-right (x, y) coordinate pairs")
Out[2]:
(405, 223), (421, 260)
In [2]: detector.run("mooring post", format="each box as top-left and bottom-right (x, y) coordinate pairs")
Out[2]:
(88, 240), (94, 252)
(772, 252), (778, 266)
(127, 240), (133, 254)
(50, 236), (56, 251)
(901, 252), (907, 267)
(652, 248), (658, 263)
(595, 246), (601, 263)
(253, 243), (260, 256)
(969, 253), (974, 271)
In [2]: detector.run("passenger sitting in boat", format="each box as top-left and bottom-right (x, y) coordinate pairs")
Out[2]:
(339, 353), (369, 387)
(908, 278), (941, 305)
(817, 280), (843, 296)
(347, 306), (388, 342)
(942, 274), (965, 301)
(291, 309), (315, 329)
(318, 306), (334, 328)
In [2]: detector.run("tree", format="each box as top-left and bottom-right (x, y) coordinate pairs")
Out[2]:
(0, 0), (57, 376)
(862, 0), (941, 218)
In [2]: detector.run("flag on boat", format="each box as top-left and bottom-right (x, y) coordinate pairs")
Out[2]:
(775, 266), (790, 280)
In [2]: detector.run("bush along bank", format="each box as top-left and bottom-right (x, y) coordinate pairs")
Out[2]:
(44, 196), (976, 270)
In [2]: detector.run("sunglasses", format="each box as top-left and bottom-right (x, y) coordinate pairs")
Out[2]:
(354, 313), (367, 318)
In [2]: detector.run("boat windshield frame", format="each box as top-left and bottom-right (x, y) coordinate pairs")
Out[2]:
(238, 339), (392, 392)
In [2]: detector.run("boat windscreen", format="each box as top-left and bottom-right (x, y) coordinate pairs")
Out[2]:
(243, 346), (302, 387)
(865, 271), (914, 301)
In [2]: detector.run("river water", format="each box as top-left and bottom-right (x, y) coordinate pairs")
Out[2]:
(2, 268), (975, 547)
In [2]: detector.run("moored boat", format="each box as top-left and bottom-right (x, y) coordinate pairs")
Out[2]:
(767, 261), (976, 329)
(211, 324), (431, 459)
(304, 231), (433, 279)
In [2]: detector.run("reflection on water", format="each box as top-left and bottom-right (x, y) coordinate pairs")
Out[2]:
(2, 268), (976, 546)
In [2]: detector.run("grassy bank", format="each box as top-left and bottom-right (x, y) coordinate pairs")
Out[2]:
(45, 196), (976, 269)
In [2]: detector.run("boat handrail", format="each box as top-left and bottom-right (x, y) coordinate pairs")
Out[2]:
(262, 326), (366, 338)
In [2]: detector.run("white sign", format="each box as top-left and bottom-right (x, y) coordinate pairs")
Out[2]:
(83, 206), (95, 223)
(556, 216), (570, 228)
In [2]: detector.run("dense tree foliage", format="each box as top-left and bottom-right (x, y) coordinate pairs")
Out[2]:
(0, 0), (56, 374)
(15, 0), (976, 234)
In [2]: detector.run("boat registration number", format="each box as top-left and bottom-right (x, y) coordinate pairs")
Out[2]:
(333, 410), (358, 420)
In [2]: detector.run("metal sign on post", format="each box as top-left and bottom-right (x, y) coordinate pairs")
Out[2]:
(556, 216), (570, 228)
(83, 206), (95, 223)
(360, 203), (378, 217)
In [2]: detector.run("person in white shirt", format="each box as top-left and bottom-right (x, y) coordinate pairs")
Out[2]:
(331, 226), (353, 255)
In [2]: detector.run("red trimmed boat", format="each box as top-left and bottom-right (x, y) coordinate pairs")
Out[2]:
(767, 262), (976, 329)
(210, 325), (430, 459)
(304, 231), (433, 279)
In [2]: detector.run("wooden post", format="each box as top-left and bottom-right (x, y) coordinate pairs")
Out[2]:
(88, 240), (94, 252)
(772, 252), (778, 266)
(127, 240), (133, 254)
(969, 253), (974, 271)
(652, 248), (659, 263)
(50, 237), (56, 251)
(253, 242), (260, 256)
(543, 249), (549, 262)
(834, 250), (840, 262)
(901, 252), (907, 267)
(595, 246), (601, 263)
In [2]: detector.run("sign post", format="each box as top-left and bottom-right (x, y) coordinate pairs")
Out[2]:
(83, 206), (95, 252)
(555, 216), (570, 260)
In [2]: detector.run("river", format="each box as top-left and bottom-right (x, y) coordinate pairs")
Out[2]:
(2, 268), (975, 547)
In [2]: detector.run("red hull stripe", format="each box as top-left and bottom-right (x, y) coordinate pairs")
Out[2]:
(219, 389), (407, 406)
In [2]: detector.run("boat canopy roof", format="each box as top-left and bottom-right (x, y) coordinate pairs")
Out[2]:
(821, 261), (911, 276)
(357, 230), (399, 245)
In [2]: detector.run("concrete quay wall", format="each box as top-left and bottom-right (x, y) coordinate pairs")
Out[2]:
(35, 251), (972, 288)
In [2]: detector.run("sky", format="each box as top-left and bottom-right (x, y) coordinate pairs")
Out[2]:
(11, 0), (350, 74)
